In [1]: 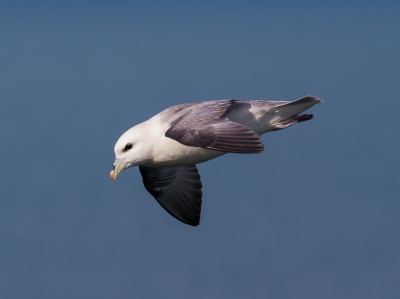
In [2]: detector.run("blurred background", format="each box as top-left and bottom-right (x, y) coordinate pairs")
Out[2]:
(1, 1), (399, 298)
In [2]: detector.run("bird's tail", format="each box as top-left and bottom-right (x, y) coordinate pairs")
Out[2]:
(272, 95), (322, 130)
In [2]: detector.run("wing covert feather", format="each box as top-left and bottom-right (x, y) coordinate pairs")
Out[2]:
(165, 100), (264, 153)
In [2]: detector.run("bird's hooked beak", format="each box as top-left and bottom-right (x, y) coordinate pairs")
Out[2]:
(110, 158), (128, 180)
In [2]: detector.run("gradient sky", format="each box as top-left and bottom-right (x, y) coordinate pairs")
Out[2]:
(1, 1), (400, 298)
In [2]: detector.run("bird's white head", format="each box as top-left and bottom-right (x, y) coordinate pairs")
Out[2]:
(110, 123), (152, 180)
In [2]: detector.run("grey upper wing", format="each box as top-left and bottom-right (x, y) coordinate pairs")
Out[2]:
(139, 165), (202, 226)
(165, 100), (264, 153)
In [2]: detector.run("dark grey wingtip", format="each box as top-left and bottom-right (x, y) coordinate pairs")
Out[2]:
(294, 113), (314, 122)
(139, 165), (202, 227)
(158, 201), (201, 226)
(185, 218), (200, 226)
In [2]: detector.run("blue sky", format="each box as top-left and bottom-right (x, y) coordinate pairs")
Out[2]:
(1, 1), (400, 298)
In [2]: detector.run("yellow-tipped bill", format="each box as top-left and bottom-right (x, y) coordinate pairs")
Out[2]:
(110, 158), (127, 180)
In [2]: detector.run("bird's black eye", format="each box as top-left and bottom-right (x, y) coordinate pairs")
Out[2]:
(123, 143), (133, 152)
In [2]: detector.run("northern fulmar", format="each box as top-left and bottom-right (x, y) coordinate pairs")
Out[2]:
(110, 95), (322, 226)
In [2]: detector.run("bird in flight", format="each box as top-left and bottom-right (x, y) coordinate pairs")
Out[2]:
(110, 95), (322, 226)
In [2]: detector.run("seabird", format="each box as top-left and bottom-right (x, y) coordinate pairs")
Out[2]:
(110, 95), (322, 226)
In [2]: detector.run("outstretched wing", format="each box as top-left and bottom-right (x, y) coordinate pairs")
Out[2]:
(139, 165), (202, 226)
(165, 100), (264, 153)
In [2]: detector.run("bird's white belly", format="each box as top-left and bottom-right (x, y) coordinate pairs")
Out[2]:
(150, 134), (225, 167)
